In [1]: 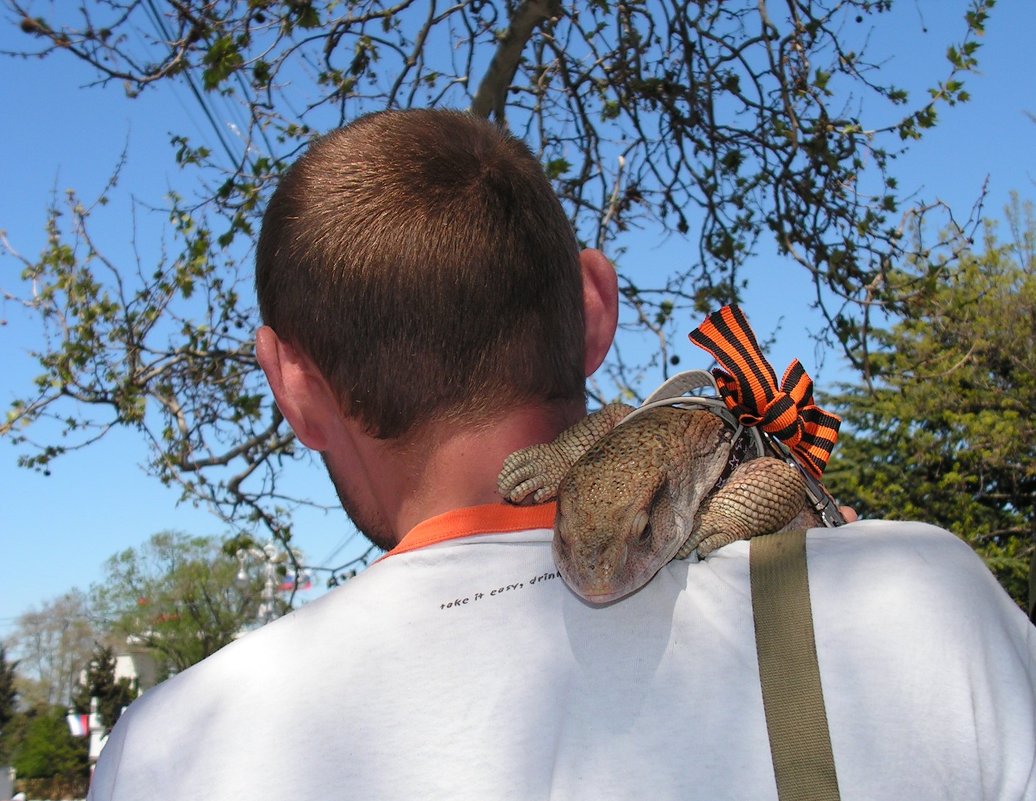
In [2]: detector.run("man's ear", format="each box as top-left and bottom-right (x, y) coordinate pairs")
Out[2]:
(579, 248), (619, 377)
(255, 326), (337, 451)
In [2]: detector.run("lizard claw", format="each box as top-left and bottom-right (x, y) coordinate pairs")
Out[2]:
(676, 519), (753, 559)
(694, 530), (745, 558)
(682, 457), (809, 558)
(498, 403), (634, 505)
(497, 442), (567, 504)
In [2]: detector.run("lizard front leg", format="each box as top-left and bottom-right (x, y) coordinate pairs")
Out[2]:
(498, 402), (634, 504)
(676, 457), (810, 558)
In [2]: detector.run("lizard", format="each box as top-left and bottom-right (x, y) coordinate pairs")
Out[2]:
(497, 401), (820, 604)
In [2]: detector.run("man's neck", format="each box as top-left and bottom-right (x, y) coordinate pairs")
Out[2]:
(324, 400), (584, 549)
(388, 401), (584, 539)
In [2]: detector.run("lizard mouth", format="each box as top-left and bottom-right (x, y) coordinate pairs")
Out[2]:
(559, 563), (653, 605)
(574, 586), (631, 605)
(556, 559), (627, 604)
(556, 536), (672, 604)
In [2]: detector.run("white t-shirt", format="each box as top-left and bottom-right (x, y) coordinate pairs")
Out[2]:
(88, 504), (1036, 800)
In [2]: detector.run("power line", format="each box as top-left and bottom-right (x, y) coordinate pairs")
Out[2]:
(140, 0), (241, 170)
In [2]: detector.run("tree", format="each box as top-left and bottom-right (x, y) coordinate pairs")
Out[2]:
(0, 644), (18, 763)
(826, 198), (1035, 607)
(1, 1), (994, 549)
(71, 644), (137, 735)
(10, 590), (97, 710)
(9, 706), (90, 797)
(91, 530), (283, 676)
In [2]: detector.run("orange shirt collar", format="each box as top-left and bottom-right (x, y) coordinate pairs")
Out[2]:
(383, 502), (557, 559)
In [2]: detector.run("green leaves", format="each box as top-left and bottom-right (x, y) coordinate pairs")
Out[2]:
(0, 645), (17, 763)
(91, 531), (284, 676)
(10, 707), (89, 785)
(827, 201), (1036, 608)
(202, 36), (243, 91)
(545, 157), (571, 179)
(70, 645), (136, 734)
(0, 0), (1010, 562)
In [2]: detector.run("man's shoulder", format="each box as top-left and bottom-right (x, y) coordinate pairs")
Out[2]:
(808, 518), (989, 574)
(106, 583), (364, 735)
(90, 586), (363, 798)
(712, 519), (986, 595)
(807, 519), (1027, 630)
(809, 518), (977, 560)
(100, 535), (533, 734)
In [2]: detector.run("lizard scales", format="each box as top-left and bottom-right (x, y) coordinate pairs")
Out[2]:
(498, 402), (818, 603)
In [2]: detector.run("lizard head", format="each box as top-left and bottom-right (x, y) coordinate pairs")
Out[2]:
(552, 409), (729, 604)
(553, 485), (669, 604)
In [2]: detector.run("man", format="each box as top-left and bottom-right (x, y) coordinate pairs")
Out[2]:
(89, 109), (1036, 800)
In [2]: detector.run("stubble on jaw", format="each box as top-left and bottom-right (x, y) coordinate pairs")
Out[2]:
(320, 452), (398, 553)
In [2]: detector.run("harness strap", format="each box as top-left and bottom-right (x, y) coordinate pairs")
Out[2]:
(751, 530), (841, 801)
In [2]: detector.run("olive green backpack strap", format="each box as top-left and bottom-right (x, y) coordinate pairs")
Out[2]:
(750, 530), (841, 801)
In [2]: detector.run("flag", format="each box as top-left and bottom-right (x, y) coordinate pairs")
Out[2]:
(279, 571), (312, 592)
(67, 712), (91, 737)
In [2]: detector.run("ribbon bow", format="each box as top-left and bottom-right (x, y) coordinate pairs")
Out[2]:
(688, 305), (840, 479)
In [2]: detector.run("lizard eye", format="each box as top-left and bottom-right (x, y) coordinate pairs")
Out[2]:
(632, 509), (651, 546)
(555, 526), (568, 549)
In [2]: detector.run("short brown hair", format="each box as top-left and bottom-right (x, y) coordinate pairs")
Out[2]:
(256, 109), (585, 439)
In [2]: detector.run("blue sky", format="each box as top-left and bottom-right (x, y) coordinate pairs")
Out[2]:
(1, 1), (1034, 640)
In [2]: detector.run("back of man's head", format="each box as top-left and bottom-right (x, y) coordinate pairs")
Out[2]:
(256, 109), (585, 440)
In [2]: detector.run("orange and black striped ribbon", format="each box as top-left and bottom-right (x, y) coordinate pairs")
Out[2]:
(688, 305), (841, 479)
